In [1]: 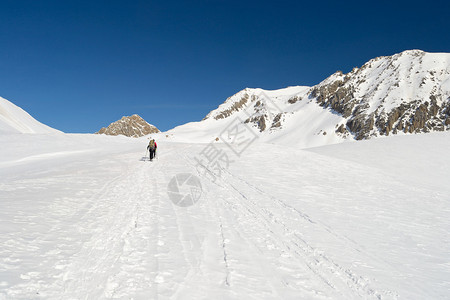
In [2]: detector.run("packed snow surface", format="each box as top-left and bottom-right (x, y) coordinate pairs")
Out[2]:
(1, 131), (449, 299)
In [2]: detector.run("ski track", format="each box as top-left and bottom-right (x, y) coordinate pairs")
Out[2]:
(1, 140), (448, 299)
(180, 147), (398, 300)
(1, 145), (254, 299)
(2, 150), (165, 298)
(219, 168), (393, 299)
(4, 146), (390, 299)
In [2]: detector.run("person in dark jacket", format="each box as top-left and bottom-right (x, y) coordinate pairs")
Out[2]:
(147, 139), (157, 161)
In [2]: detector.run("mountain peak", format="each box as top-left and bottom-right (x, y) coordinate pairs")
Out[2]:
(97, 114), (159, 138)
(399, 49), (425, 56)
(178, 49), (450, 148)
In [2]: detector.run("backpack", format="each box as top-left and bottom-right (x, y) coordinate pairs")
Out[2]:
(149, 140), (156, 150)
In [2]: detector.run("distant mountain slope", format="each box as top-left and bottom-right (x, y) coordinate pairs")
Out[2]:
(310, 49), (450, 139)
(168, 50), (450, 148)
(0, 97), (61, 134)
(97, 114), (159, 138)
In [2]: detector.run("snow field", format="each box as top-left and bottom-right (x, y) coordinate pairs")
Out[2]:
(0, 131), (449, 299)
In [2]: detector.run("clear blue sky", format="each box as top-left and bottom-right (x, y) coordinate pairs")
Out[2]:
(1, 0), (449, 133)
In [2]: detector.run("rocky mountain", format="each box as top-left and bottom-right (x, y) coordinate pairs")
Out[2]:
(175, 50), (449, 148)
(0, 96), (61, 134)
(97, 114), (159, 138)
(309, 49), (450, 139)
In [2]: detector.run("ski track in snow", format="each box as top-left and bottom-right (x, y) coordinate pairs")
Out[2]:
(180, 150), (393, 300)
(0, 134), (449, 299)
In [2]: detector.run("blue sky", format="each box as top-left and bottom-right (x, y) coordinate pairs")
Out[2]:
(1, 0), (449, 133)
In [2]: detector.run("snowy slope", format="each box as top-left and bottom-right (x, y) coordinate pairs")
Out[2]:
(167, 50), (450, 148)
(0, 131), (449, 299)
(311, 50), (450, 139)
(0, 97), (61, 134)
(165, 86), (345, 148)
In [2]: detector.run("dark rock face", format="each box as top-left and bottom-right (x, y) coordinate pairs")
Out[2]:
(288, 96), (301, 104)
(336, 124), (346, 134)
(214, 93), (250, 120)
(245, 115), (266, 132)
(270, 113), (283, 129)
(308, 50), (450, 139)
(311, 73), (358, 118)
(346, 114), (374, 140)
(97, 114), (159, 138)
(211, 90), (286, 133)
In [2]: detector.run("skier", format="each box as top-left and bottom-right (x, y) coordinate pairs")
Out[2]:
(147, 139), (157, 161)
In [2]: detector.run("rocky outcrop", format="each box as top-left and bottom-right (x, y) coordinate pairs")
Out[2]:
(97, 114), (159, 138)
(244, 115), (266, 132)
(270, 113), (284, 129)
(212, 93), (250, 120)
(311, 72), (358, 118)
(200, 50), (449, 143)
(309, 50), (450, 139)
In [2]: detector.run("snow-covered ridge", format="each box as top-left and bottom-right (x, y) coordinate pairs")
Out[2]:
(0, 97), (61, 134)
(311, 49), (450, 139)
(186, 50), (449, 148)
(204, 86), (309, 121)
